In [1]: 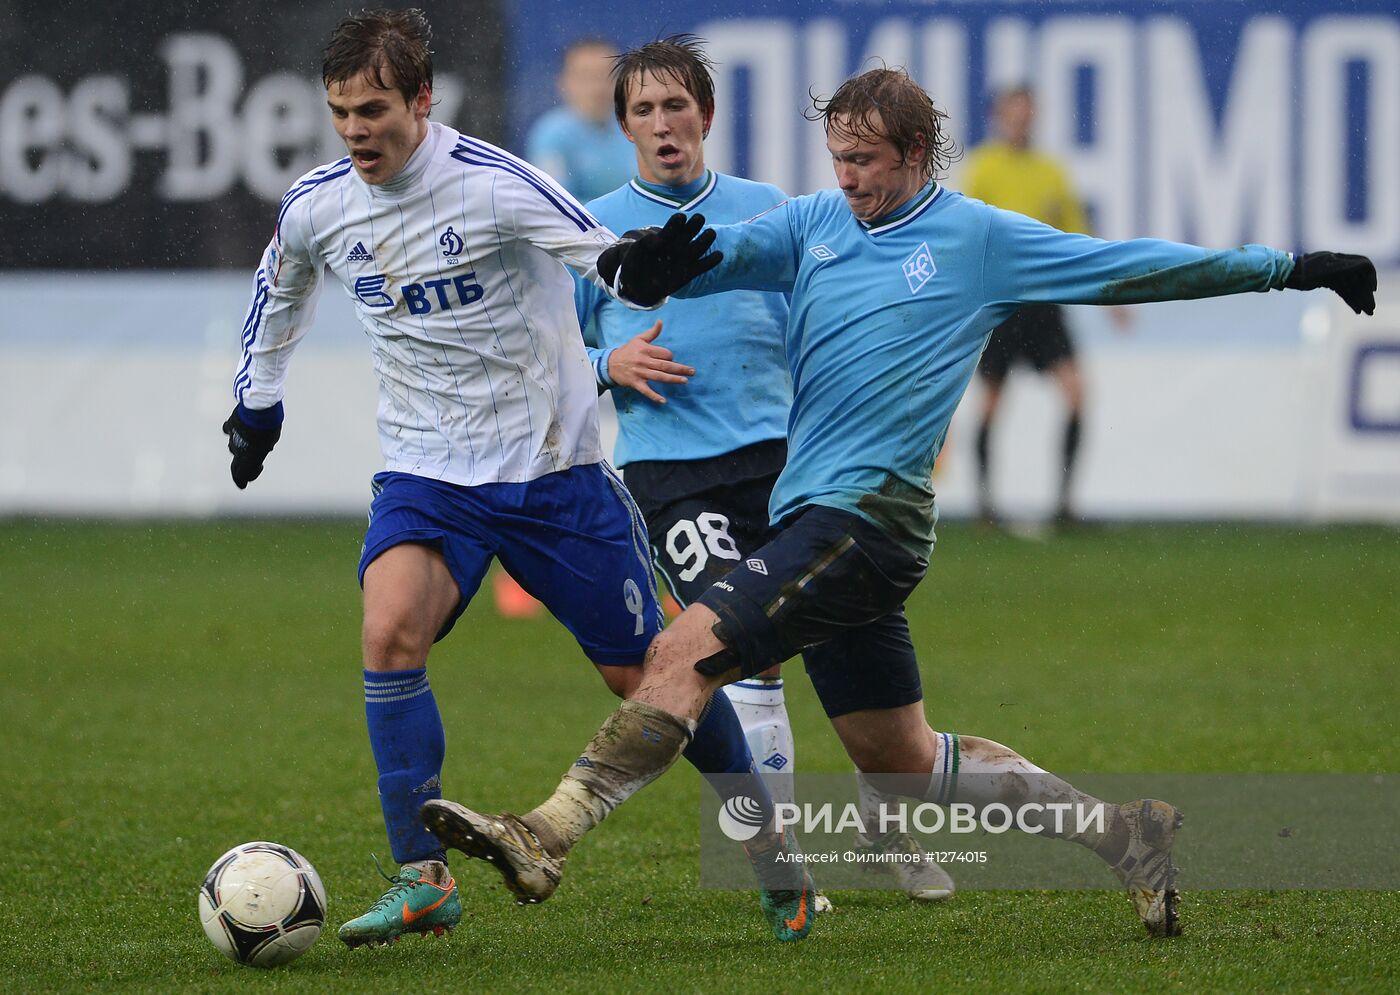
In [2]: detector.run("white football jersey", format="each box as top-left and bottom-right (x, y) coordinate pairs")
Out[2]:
(234, 122), (622, 485)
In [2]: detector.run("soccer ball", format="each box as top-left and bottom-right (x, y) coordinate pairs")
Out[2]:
(198, 841), (327, 968)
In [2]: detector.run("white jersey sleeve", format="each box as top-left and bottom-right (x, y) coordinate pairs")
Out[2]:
(446, 136), (619, 294)
(232, 163), (340, 410)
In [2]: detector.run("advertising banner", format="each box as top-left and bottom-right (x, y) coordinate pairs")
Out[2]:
(0, 0), (504, 268)
(511, 0), (1400, 267)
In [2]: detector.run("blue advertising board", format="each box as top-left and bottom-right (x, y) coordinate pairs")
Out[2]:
(511, 1), (1400, 265)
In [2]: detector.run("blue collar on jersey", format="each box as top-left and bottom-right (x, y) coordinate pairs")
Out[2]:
(629, 169), (718, 212)
(858, 181), (943, 236)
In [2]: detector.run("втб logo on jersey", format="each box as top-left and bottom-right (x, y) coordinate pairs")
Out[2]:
(439, 226), (464, 261)
(347, 240), (374, 263)
(903, 242), (937, 295)
(353, 273), (486, 315)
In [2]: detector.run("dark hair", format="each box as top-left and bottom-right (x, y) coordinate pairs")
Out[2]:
(808, 67), (959, 180)
(322, 8), (433, 107)
(612, 34), (716, 123)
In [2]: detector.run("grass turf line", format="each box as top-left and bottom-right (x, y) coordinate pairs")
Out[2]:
(0, 521), (1396, 992)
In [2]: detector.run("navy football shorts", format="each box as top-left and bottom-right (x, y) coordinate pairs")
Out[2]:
(358, 463), (663, 665)
(695, 504), (927, 717)
(641, 472), (778, 610)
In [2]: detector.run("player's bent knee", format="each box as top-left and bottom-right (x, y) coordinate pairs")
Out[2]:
(643, 603), (726, 670)
(362, 610), (436, 670)
(641, 630), (694, 678)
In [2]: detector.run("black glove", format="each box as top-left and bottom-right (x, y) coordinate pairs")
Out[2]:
(1285, 252), (1377, 315)
(222, 405), (282, 489)
(598, 212), (723, 307)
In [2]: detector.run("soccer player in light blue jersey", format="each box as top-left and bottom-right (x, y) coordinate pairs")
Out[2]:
(573, 38), (794, 783)
(574, 34), (952, 905)
(426, 68), (1376, 940)
(526, 38), (638, 203)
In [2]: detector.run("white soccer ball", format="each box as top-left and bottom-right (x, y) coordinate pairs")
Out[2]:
(198, 841), (327, 968)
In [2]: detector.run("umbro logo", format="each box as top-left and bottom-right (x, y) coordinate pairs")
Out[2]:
(809, 244), (837, 261)
(761, 752), (789, 771)
(746, 558), (768, 575)
(347, 240), (374, 262)
(574, 756), (594, 768)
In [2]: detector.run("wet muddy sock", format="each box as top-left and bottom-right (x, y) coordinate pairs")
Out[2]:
(924, 731), (1114, 850)
(522, 700), (694, 858)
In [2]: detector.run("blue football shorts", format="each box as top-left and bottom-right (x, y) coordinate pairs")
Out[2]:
(358, 462), (663, 665)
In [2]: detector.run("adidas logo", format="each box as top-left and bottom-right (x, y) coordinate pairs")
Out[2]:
(346, 240), (374, 262)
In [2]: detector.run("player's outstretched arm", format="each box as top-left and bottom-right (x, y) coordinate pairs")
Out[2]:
(605, 321), (695, 404)
(222, 402), (283, 489)
(985, 208), (1379, 316)
(597, 213), (723, 308)
(1285, 252), (1377, 315)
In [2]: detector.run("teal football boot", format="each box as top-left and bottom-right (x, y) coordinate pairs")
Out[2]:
(757, 867), (818, 943)
(745, 830), (819, 943)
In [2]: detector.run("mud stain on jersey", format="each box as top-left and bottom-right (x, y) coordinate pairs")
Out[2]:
(1100, 247), (1262, 303)
(543, 418), (563, 465)
(857, 473), (935, 556)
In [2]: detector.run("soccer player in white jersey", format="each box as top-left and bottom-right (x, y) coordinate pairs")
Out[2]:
(221, 8), (758, 948)
(424, 68), (1376, 940)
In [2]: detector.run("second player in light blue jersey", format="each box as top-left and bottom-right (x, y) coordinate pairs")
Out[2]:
(572, 37), (796, 797)
(429, 67), (1376, 941)
(574, 35), (953, 905)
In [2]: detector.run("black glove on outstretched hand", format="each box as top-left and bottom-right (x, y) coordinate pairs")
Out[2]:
(222, 405), (282, 489)
(598, 212), (723, 308)
(1285, 252), (1377, 315)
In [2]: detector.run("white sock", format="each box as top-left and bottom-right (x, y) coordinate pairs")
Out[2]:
(722, 678), (795, 809)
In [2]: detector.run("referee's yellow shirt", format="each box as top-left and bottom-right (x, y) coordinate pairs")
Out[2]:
(959, 140), (1089, 235)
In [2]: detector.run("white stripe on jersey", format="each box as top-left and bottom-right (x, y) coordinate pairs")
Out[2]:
(234, 122), (622, 486)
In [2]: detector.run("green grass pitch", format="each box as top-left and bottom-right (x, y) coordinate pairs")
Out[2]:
(1, 520), (1397, 992)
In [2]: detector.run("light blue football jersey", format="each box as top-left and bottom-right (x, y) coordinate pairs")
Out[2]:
(681, 182), (1295, 557)
(576, 170), (792, 467)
